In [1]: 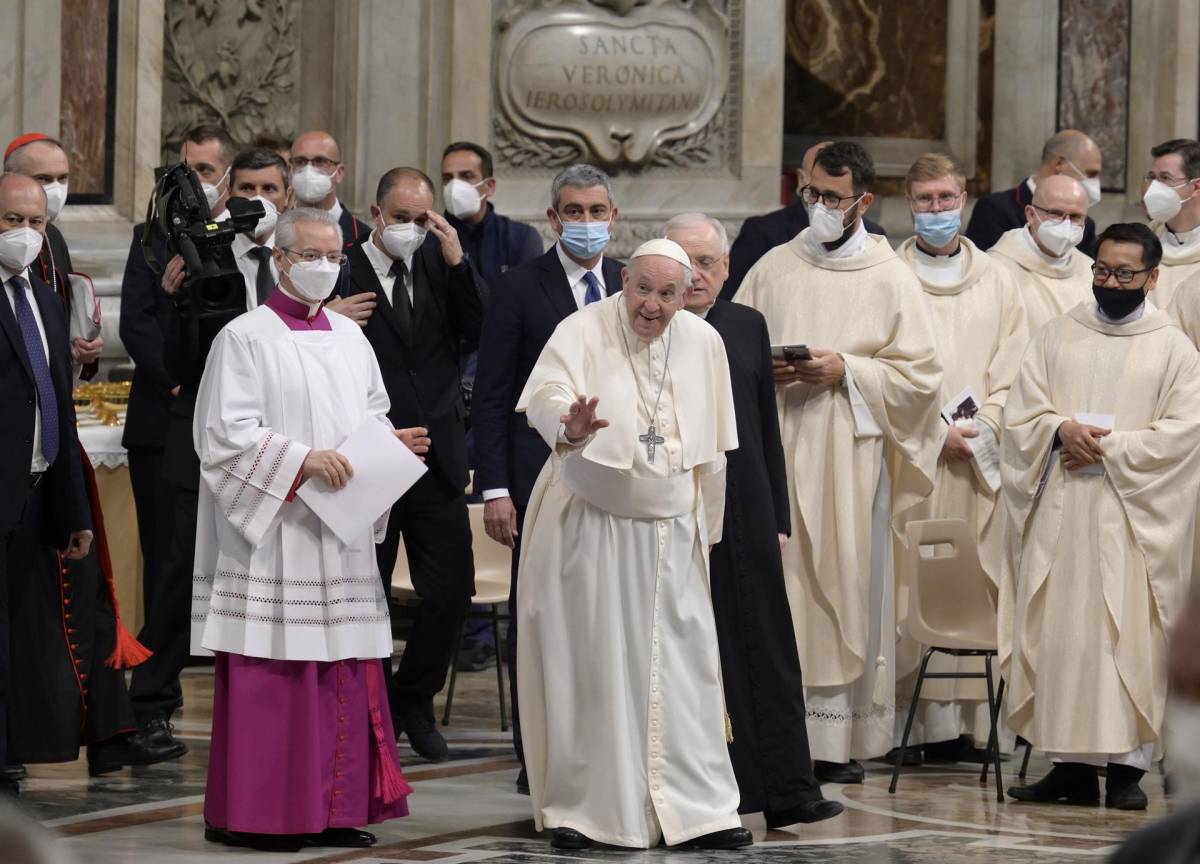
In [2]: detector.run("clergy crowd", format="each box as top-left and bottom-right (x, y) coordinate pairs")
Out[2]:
(2, 120), (1200, 854)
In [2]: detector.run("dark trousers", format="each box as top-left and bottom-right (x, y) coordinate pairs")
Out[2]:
(0, 480), (45, 793)
(127, 445), (174, 626)
(129, 485), (197, 724)
(375, 471), (474, 711)
(507, 505), (527, 766)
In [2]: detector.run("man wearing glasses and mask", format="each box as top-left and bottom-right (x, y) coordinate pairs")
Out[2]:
(289, 131), (371, 251)
(734, 141), (943, 785)
(1142, 139), (1200, 308)
(987, 174), (1094, 335)
(1002, 222), (1200, 811)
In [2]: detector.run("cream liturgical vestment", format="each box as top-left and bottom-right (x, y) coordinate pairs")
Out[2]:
(988, 226), (1094, 335)
(1001, 303), (1200, 759)
(1151, 222), (1200, 307)
(190, 307), (394, 662)
(894, 237), (1028, 747)
(515, 293), (740, 848)
(735, 228), (943, 763)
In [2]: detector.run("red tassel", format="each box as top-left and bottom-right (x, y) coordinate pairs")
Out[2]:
(77, 447), (153, 669)
(366, 662), (411, 804)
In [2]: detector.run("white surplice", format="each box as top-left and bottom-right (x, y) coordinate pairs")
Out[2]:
(515, 293), (740, 848)
(190, 306), (395, 662)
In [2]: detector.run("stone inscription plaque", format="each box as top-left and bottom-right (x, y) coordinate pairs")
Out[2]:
(495, 0), (730, 168)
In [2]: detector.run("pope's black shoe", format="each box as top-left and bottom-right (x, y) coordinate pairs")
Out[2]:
(814, 759), (865, 784)
(885, 745), (923, 767)
(516, 766), (530, 795)
(1008, 763), (1100, 804)
(1105, 764), (1148, 811)
(396, 701), (449, 762)
(204, 822), (305, 852)
(550, 827), (593, 849)
(765, 798), (845, 828)
(307, 827), (377, 847)
(688, 827), (754, 849)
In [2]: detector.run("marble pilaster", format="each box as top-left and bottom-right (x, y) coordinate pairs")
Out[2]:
(989, 0), (1058, 192)
(0, 0), (63, 151)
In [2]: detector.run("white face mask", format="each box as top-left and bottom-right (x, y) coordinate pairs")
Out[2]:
(1033, 213), (1083, 257)
(807, 199), (857, 243)
(43, 182), (68, 222)
(443, 178), (486, 220)
(249, 195), (278, 240)
(379, 221), (427, 260)
(201, 168), (229, 210)
(283, 258), (340, 304)
(1062, 157), (1101, 206)
(0, 227), (44, 272)
(292, 165), (335, 205)
(1144, 178), (1192, 223)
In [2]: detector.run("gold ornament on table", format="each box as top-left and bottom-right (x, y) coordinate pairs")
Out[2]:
(73, 381), (131, 427)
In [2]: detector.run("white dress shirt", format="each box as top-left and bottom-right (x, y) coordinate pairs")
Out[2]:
(482, 242), (610, 502)
(362, 231), (415, 307)
(3, 263), (51, 471)
(232, 231), (278, 311)
(329, 199), (344, 225)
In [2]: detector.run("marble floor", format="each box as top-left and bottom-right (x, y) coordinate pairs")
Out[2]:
(7, 663), (1173, 862)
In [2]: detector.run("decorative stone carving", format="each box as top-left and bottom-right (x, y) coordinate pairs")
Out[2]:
(161, 0), (299, 161)
(494, 0), (735, 170)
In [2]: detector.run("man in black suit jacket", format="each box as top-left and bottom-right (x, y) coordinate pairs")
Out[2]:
(965, 129), (1101, 254)
(723, 141), (885, 300)
(0, 175), (93, 796)
(341, 166), (487, 762)
(668, 212), (843, 828)
(471, 163), (624, 790)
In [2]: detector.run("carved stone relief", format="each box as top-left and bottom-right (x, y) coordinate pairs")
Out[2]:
(493, 0), (742, 173)
(161, 0), (299, 162)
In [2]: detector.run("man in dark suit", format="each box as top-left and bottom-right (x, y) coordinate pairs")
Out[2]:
(471, 163), (624, 792)
(668, 212), (844, 828)
(0, 173), (93, 796)
(119, 125), (235, 756)
(341, 166), (486, 761)
(722, 141), (886, 300)
(4, 133), (103, 377)
(965, 129), (1101, 254)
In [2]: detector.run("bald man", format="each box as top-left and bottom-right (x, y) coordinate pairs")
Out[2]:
(721, 141), (886, 299)
(987, 175), (1095, 334)
(289, 130), (371, 249)
(966, 129), (1100, 255)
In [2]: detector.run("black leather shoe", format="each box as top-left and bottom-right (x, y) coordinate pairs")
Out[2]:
(397, 701), (449, 762)
(1008, 763), (1099, 804)
(516, 766), (529, 795)
(88, 738), (132, 776)
(885, 745), (923, 766)
(137, 718), (189, 758)
(204, 822), (305, 852)
(2, 765), (27, 782)
(814, 759), (865, 784)
(923, 736), (970, 763)
(1105, 764), (1148, 810)
(765, 798), (845, 828)
(550, 827), (593, 849)
(307, 827), (377, 847)
(689, 827), (753, 849)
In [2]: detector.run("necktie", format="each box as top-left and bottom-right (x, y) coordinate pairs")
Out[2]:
(249, 246), (274, 305)
(11, 276), (59, 466)
(389, 258), (412, 339)
(582, 271), (602, 305)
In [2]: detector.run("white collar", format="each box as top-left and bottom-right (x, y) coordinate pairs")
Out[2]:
(913, 242), (966, 286)
(555, 240), (605, 288)
(1164, 221), (1200, 248)
(1018, 223), (1071, 268)
(0, 262), (23, 284)
(234, 231), (274, 258)
(279, 283), (325, 318)
(1025, 176), (1038, 195)
(804, 219), (868, 260)
(329, 199), (344, 224)
(1093, 296), (1157, 325)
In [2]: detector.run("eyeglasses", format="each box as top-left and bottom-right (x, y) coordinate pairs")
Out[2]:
(1031, 204), (1086, 226)
(689, 255), (723, 272)
(1091, 263), (1151, 284)
(289, 156), (340, 173)
(908, 192), (964, 212)
(281, 247), (347, 266)
(800, 185), (861, 209)
(1143, 172), (1193, 187)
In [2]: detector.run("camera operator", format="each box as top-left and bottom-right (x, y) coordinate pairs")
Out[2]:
(119, 125), (235, 758)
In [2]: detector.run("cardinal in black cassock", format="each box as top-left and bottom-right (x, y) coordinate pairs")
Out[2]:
(667, 214), (844, 829)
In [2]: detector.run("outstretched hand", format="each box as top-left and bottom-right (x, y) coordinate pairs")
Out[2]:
(561, 395), (609, 442)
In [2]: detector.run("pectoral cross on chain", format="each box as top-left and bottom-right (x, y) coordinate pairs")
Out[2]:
(639, 424), (666, 462)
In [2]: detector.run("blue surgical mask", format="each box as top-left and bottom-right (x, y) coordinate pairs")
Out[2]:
(913, 208), (962, 248)
(559, 218), (610, 258)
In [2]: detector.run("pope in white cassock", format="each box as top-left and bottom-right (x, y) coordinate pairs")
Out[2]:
(191, 208), (428, 852)
(735, 142), (944, 784)
(1002, 223), (1200, 811)
(515, 238), (750, 851)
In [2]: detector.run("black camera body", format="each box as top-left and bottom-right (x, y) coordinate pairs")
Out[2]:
(141, 162), (264, 317)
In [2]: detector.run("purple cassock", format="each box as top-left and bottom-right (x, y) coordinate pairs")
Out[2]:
(203, 289), (410, 836)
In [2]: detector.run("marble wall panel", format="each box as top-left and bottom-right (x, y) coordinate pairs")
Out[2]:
(60, 0), (114, 196)
(1057, 0), (1130, 190)
(784, 0), (947, 140)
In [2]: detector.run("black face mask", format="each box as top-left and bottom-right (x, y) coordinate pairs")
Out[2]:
(1092, 283), (1146, 320)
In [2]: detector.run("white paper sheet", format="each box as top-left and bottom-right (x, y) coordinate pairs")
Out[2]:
(296, 419), (427, 545)
(1071, 412), (1116, 477)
